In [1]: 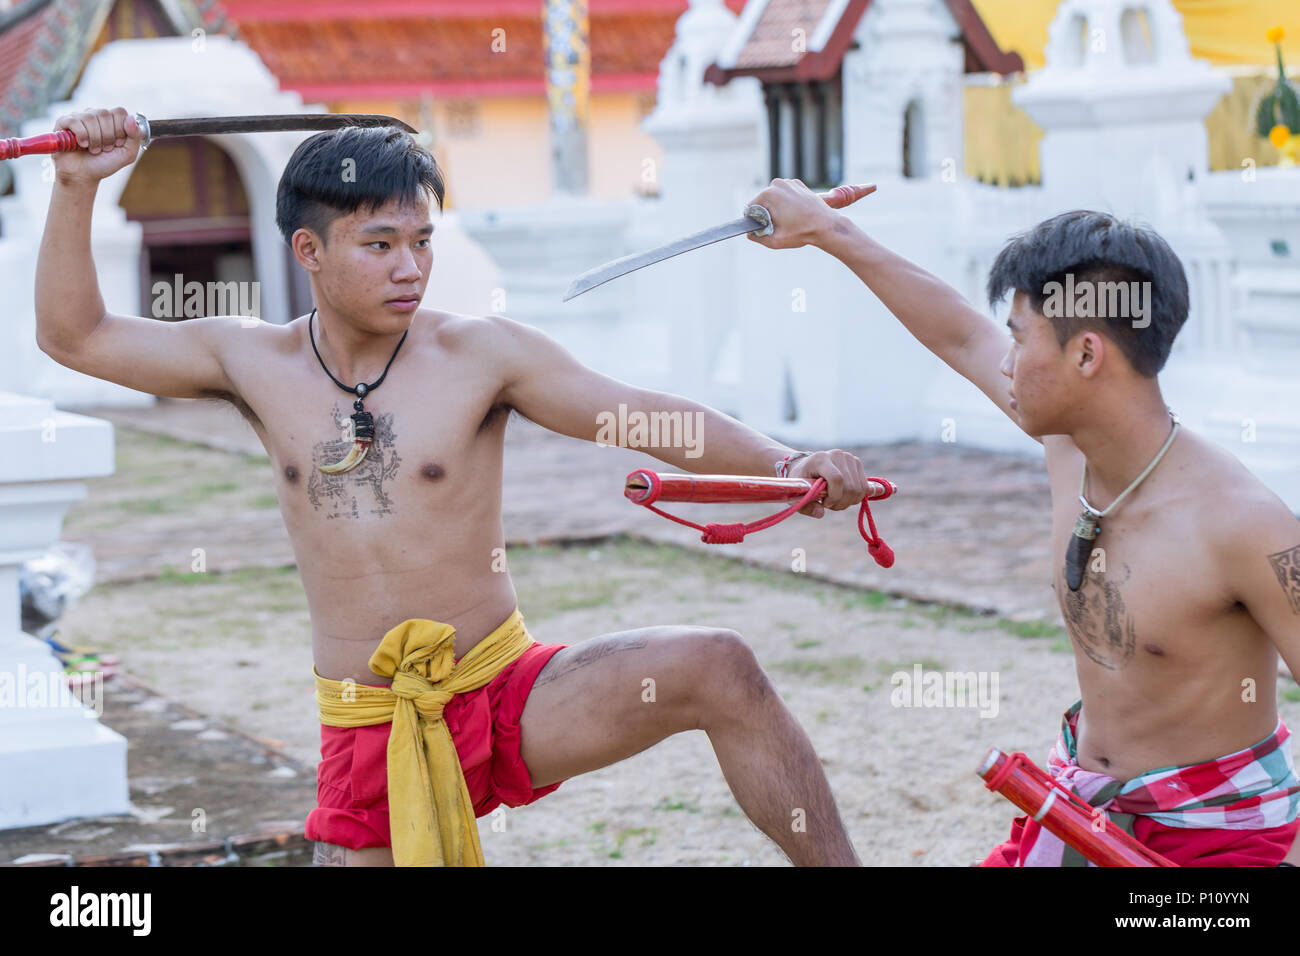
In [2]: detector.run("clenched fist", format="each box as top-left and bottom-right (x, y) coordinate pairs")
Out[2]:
(788, 448), (873, 519)
(51, 107), (144, 186)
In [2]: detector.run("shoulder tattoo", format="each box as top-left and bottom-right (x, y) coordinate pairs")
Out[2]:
(1267, 544), (1300, 615)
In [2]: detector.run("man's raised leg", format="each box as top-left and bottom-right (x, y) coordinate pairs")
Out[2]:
(519, 626), (860, 866)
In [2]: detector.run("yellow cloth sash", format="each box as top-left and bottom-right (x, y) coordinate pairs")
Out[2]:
(314, 608), (534, 867)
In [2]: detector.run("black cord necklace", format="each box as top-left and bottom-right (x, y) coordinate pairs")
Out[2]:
(309, 308), (408, 474)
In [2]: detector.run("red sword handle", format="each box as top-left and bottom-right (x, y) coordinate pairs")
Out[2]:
(1, 113), (149, 162)
(0, 129), (79, 161)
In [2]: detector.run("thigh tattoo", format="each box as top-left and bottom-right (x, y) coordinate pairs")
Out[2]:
(313, 842), (349, 867)
(532, 632), (650, 689)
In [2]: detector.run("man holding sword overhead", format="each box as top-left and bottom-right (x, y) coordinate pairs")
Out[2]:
(32, 107), (884, 866)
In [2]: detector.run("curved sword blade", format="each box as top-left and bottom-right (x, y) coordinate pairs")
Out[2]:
(146, 114), (417, 138)
(563, 213), (766, 302)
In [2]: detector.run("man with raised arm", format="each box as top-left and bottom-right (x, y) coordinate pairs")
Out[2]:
(747, 178), (1300, 866)
(34, 109), (874, 866)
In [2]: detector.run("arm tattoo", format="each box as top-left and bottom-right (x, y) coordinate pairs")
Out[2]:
(1267, 544), (1300, 615)
(532, 632), (650, 688)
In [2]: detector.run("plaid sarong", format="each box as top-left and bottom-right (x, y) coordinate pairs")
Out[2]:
(1022, 700), (1300, 867)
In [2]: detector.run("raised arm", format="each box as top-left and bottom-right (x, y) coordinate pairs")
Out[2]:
(745, 179), (1019, 427)
(487, 314), (871, 516)
(35, 107), (242, 400)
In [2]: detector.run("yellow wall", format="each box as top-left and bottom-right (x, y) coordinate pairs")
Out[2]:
(313, 91), (662, 210)
(963, 68), (1300, 185)
(964, 81), (1043, 186)
(970, 0), (1300, 70)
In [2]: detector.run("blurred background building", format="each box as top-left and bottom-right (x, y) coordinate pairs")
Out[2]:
(0, 0), (1296, 503)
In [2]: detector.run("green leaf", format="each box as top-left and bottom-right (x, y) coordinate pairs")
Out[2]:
(1279, 82), (1300, 133)
(1257, 91), (1279, 138)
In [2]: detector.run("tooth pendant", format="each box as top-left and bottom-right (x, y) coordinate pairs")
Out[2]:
(319, 397), (376, 475)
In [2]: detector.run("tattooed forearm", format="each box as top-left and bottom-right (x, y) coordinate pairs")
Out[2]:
(1267, 544), (1300, 615)
(532, 633), (650, 688)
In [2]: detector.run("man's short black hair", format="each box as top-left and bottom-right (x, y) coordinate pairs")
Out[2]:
(275, 125), (445, 248)
(986, 210), (1189, 377)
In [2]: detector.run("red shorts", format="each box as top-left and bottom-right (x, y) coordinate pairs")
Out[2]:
(981, 814), (1300, 867)
(305, 641), (568, 850)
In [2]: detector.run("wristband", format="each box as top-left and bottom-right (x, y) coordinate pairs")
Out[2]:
(775, 451), (810, 478)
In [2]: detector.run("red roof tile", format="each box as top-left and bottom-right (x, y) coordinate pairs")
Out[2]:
(0, 0), (58, 110)
(222, 0), (748, 98)
(713, 0), (1022, 82)
(734, 0), (833, 71)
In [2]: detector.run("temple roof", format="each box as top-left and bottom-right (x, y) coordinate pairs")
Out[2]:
(221, 0), (748, 99)
(706, 0), (1024, 84)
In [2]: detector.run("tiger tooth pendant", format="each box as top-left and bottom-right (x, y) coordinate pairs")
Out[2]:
(1065, 511), (1099, 591)
(319, 404), (375, 475)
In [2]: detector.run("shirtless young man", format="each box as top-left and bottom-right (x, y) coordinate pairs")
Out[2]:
(35, 109), (872, 867)
(747, 179), (1300, 866)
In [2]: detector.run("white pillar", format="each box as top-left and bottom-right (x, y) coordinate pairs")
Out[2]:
(0, 392), (128, 830)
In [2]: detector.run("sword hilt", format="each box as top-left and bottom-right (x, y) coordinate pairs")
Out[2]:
(744, 203), (775, 237)
(0, 112), (150, 161)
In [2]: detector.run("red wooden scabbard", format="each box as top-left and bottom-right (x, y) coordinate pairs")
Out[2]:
(625, 471), (896, 505)
(978, 748), (1177, 867)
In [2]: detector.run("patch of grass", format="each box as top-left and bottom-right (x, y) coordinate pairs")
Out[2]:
(652, 795), (701, 814)
(250, 494), (280, 509)
(529, 838), (570, 852)
(265, 601), (306, 614)
(606, 826), (657, 858)
(121, 498), (171, 515)
(999, 618), (1063, 639)
(841, 590), (889, 612)
(1284, 686), (1300, 704)
(522, 576), (625, 615)
(194, 481), (241, 496)
(157, 565), (212, 585)
(793, 638), (822, 650)
(916, 603), (982, 626)
(1049, 640), (1073, 654)
(879, 657), (945, 674)
(772, 654), (866, 683)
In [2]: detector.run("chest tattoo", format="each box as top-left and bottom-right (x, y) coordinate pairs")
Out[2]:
(1060, 562), (1137, 670)
(1267, 544), (1300, 615)
(307, 402), (401, 519)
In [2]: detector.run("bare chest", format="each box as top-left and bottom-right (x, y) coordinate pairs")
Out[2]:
(1048, 495), (1227, 671)
(231, 342), (508, 531)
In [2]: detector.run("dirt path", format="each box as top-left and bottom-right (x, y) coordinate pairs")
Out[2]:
(56, 537), (1300, 866)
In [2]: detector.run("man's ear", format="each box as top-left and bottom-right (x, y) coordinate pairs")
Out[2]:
(1075, 330), (1106, 379)
(292, 228), (323, 272)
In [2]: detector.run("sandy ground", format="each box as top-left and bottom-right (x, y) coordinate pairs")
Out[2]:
(56, 536), (1300, 866)
(47, 416), (1300, 866)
